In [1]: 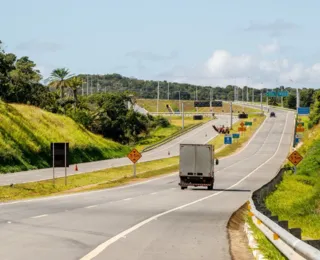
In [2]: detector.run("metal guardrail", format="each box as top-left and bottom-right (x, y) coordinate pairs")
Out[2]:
(248, 167), (320, 260)
(141, 122), (206, 153)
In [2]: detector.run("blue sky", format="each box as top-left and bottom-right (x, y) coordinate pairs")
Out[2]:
(1, 0), (320, 88)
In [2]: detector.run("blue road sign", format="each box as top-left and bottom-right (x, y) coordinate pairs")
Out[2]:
(297, 107), (310, 115)
(266, 91), (288, 97)
(232, 133), (240, 139)
(266, 91), (277, 97)
(224, 135), (232, 144)
(277, 91), (288, 97)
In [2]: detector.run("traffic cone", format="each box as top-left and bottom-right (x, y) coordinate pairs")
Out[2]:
(75, 164), (78, 171)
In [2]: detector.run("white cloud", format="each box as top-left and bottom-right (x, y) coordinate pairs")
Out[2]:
(259, 39), (280, 54)
(158, 41), (320, 89)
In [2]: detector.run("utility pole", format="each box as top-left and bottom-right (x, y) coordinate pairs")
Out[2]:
(196, 86), (198, 100)
(252, 88), (254, 103)
(182, 102), (184, 130)
(178, 91), (181, 112)
(86, 75), (89, 95)
(167, 82), (170, 100)
(281, 86), (284, 107)
(260, 85), (263, 112)
(296, 87), (300, 109)
(230, 102), (233, 130)
(242, 88), (245, 111)
(157, 81), (160, 113)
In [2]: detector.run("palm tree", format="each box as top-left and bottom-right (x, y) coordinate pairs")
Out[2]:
(68, 76), (83, 107)
(49, 68), (73, 98)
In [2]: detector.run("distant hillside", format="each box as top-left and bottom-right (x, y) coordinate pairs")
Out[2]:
(0, 102), (131, 173)
(136, 99), (259, 113)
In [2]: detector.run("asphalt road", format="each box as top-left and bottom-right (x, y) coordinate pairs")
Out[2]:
(0, 115), (238, 186)
(0, 110), (295, 260)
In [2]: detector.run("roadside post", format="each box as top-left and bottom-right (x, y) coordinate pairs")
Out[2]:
(238, 121), (247, 136)
(51, 142), (69, 186)
(287, 150), (303, 174)
(224, 134), (232, 145)
(127, 148), (142, 177)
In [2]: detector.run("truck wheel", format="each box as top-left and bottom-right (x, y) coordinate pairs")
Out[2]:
(181, 186), (187, 190)
(207, 185), (213, 190)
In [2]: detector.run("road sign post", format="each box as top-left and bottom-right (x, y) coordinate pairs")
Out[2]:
(127, 148), (142, 177)
(297, 107), (310, 115)
(287, 151), (303, 171)
(51, 142), (69, 186)
(224, 134), (232, 144)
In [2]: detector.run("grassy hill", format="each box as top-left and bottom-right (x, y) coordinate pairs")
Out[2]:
(136, 99), (259, 113)
(0, 102), (131, 173)
(266, 118), (320, 239)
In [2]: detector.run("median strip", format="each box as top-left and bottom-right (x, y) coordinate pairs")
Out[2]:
(0, 113), (266, 203)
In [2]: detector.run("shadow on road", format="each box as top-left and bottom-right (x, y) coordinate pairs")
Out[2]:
(190, 188), (251, 192)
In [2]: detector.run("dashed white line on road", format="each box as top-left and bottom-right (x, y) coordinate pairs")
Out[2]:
(123, 198), (132, 201)
(31, 214), (48, 219)
(150, 192), (158, 195)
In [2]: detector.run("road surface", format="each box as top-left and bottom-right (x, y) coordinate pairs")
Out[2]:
(0, 110), (295, 260)
(0, 115), (237, 186)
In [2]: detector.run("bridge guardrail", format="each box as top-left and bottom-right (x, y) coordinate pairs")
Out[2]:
(247, 167), (320, 260)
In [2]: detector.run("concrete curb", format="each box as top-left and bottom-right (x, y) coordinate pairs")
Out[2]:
(244, 222), (266, 260)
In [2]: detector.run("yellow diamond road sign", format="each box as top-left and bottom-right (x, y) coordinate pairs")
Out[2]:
(127, 148), (142, 164)
(288, 151), (303, 166)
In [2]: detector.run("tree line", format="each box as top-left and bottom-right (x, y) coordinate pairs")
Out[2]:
(1, 40), (320, 140)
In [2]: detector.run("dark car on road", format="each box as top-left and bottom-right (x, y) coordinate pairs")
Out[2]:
(270, 112), (276, 117)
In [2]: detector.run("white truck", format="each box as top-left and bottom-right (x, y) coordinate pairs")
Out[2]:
(179, 144), (219, 190)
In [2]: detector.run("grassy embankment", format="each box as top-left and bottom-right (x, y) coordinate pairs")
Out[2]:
(135, 116), (211, 151)
(265, 116), (320, 239)
(0, 102), (130, 174)
(136, 99), (258, 113)
(0, 105), (264, 202)
(209, 114), (265, 157)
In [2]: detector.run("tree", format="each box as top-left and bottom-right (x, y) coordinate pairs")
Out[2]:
(68, 76), (83, 107)
(285, 94), (296, 109)
(49, 68), (73, 98)
(310, 91), (320, 126)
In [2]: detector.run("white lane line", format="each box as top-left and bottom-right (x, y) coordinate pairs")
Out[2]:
(85, 205), (98, 209)
(0, 173), (178, 207)
(123, 198), (132, 201)
(150, 192), (158, 195)
(146, 118), (219, 155)
(80, 113), (290, 260)
(31, 214), (48, 219)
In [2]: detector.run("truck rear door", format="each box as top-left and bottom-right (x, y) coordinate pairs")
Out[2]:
(195, 145), (212, 177)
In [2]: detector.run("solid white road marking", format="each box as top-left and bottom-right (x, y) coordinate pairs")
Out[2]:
(123, 198), (132, 201)
(150, 192), (158, 195)
(80, 113), (290, 260)
(31, 214), (48, 219)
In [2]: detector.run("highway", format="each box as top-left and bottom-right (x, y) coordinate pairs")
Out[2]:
(0, 110), (295, 260)
(0, 115), (237, 186)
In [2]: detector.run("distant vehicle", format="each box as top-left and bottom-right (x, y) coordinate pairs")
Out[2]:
(270, 112), (276, 117)
(179, 144), (218, 190)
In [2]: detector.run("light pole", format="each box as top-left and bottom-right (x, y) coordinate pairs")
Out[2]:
(230, 101), (233, 130)
(157, 81), (160, 113)
(167, 82), (170, 100)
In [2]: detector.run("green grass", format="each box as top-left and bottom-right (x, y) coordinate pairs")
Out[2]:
(0, 157), (179, 202)
(246, 216), (287, 260)
(135, 116), (211, 151)
(265, 118), (320, 239)
(209, 114), (266, 157)
(0, 104), (265, 202)
(137, 99), (259, 113)
(0, 102), (131, 173)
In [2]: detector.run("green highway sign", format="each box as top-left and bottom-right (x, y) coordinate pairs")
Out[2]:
(245, 121), (252, 126)
(232, 133), (240, 139)
(266, 91), (288, 97)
